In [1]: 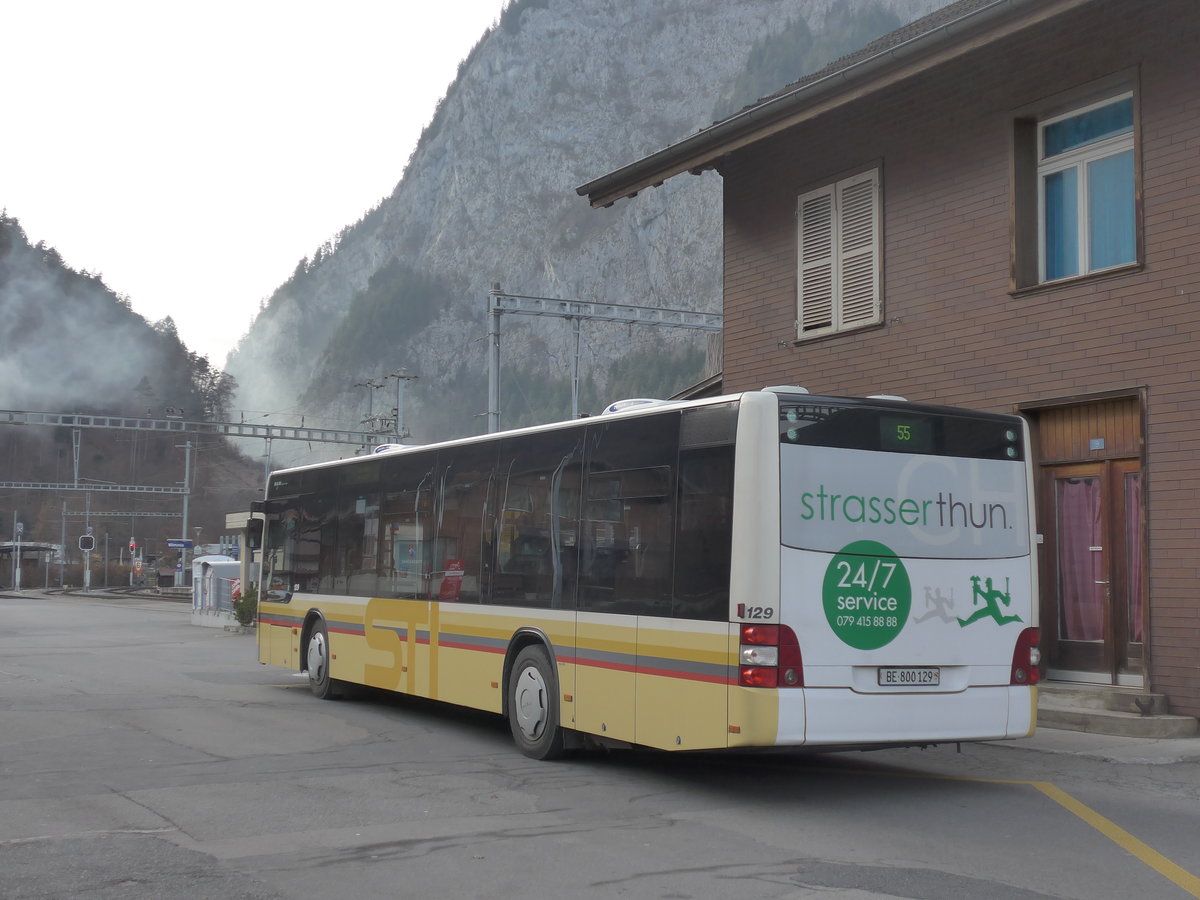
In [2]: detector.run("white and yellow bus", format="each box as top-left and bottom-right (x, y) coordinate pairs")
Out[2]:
(255, 387), (1039, 759)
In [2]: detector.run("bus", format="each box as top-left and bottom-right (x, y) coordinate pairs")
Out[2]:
(254, 387), (1039, 759)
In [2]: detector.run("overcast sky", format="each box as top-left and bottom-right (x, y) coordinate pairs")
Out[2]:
(1, 0), (509, 366)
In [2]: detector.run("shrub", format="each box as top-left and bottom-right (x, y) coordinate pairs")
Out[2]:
(233, 583), (258, 626)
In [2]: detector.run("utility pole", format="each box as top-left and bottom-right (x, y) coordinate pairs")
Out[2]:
(12, 514), (21, 592)
(354, 379), (385, 432)
(488, 285), (502, 434)
(387, 370), (418, 441)
(178, 441), (192, 587)
(60, 502), (66, 586)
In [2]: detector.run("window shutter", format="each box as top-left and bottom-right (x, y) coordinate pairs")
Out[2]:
(797, 186), (835, 335)
(795, 170), (880, 339)
(837, 171), (880, 328)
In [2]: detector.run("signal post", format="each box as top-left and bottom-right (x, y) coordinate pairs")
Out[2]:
(79, 529), (95, 592)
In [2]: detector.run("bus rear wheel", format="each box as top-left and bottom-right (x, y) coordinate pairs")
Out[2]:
(508, 646), (566, 760)
(306, 620), (342, 700)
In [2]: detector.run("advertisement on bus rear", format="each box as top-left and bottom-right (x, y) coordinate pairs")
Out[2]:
(780, 444), (1033, 662)
(781, 444), (1030, 560)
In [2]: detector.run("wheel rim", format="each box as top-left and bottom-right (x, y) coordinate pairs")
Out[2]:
(307, 630), (327, 685)
(513, 665), (548, 740)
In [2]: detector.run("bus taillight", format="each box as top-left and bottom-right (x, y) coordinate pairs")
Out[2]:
(1010, 627), (1041, 685)
(739, 624), (803, 688)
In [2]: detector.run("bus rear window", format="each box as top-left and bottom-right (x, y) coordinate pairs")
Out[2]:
(779, 401), (1023, 461)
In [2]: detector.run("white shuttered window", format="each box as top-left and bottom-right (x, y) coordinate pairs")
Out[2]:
(796, 169), (881, 338)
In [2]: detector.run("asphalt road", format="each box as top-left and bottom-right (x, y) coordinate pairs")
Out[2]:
(1, 590), (1198, 900)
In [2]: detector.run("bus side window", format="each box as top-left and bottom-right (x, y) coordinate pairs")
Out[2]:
(494, 430), (583, 610)
(314, 494), (339, 595)
(262, 504), (295, 601)
(338, 492), (379, 597)
(580, 414), (678, 617)
(671, 402), (737, 621)
(289, 497), (324, 594)
(673, 445), (734, 621)
(377, 455), (435, 600)
(434, 443), (497, 604)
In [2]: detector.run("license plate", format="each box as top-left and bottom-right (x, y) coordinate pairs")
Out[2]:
(878, 666), (940, 686)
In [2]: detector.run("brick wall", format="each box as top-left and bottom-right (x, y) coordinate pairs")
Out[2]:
(718, 0), (1200, 715)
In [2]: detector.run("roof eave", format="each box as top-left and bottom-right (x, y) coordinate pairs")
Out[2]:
(576, 0), (1085, 209)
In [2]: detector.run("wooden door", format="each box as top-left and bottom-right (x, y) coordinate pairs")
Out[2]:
(1042, 459), (1144, 683)
(1030, 396), (1145, 685)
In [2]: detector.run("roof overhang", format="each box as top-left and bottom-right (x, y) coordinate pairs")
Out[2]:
(576, 0), (1094, 208)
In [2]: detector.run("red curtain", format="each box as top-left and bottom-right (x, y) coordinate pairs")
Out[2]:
(1057, 477), (1104, 641)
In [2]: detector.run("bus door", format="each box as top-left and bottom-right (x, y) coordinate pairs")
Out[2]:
(635, 412), (737, 751)
(576, 407), (735, 751)
(574, 415), (681, 743)
(258, 475), (331, 670)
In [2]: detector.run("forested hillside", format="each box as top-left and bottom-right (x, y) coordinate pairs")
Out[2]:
(0, 212), (231, 417)
(0, 212), (260, 556)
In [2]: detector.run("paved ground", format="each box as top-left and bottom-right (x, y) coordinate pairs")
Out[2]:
(3, 587), (1199, 900)
(36, 587), (1200, 759)
(8, 585), (1200, 767)
(998, 726), (1200, 765)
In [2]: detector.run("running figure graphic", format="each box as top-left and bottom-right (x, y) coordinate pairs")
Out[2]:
(958, 575), (1023, 627)
(913, 586), (956, 624)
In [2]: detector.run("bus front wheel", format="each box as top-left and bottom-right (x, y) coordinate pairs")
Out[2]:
(508, 646), (566, 760)
(306, 620), (342, 700)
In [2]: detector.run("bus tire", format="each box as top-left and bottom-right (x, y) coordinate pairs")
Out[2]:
(508, 645), (566, 760)
(306, 619), (341, 700)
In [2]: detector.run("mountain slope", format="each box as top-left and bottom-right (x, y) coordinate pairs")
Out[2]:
(0, 212), (261, 552)
(1, 212), (200, 414)
(226, 0), (950, 451)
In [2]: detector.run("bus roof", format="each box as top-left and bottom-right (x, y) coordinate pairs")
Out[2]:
(265, 388), (1020, 480)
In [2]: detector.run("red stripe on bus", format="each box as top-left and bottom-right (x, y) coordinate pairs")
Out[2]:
(439, 640), (505, 654)
(634, 665), (734, 685)
(549, 654), (635, 674)
(305, 631), (731, 685)
(558, 654), (733, 685)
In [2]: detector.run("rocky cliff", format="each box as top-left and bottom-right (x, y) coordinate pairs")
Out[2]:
(225, 0), (949, 459)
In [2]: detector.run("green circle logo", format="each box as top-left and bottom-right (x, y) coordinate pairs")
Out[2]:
(822, 540), (912, 650)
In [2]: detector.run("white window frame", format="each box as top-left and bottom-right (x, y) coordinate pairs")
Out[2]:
(796, 168), (881, 340)
(1036, 92), (1135, 283)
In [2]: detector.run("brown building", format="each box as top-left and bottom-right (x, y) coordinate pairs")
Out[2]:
(580, 0), (1200, 722)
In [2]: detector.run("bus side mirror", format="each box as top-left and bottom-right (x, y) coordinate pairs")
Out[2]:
(246, 518), (264, 551)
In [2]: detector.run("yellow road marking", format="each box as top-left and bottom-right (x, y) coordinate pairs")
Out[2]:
(798, 764), (1200, 898)
(1031, 781), (1200, 899)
